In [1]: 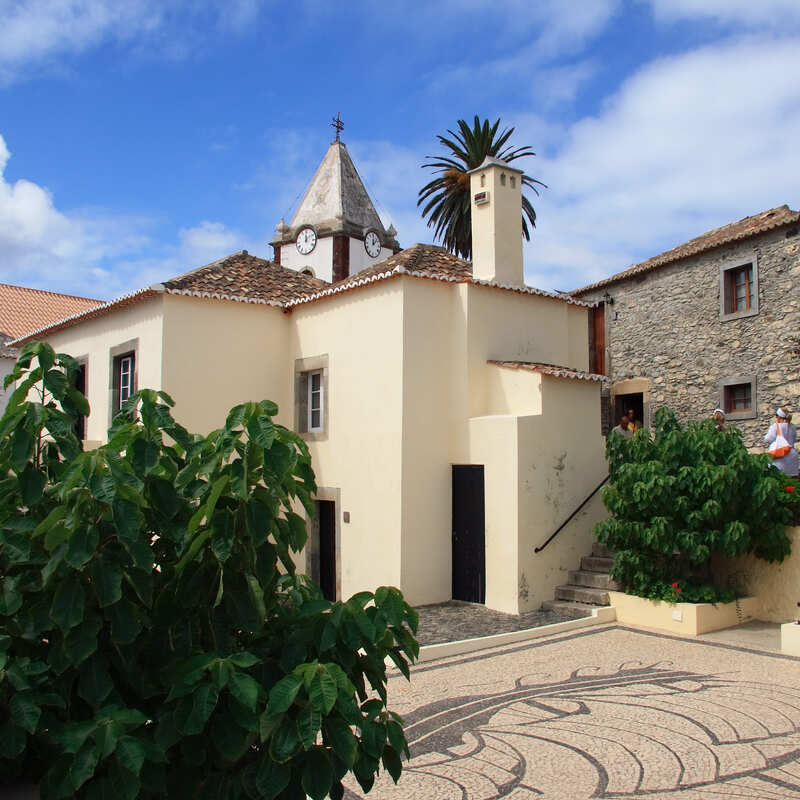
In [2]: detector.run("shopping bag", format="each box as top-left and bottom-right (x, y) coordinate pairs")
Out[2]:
(769, 423), (792, 459)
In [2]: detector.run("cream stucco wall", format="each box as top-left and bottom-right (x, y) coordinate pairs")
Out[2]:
(291, 282), (405, 600)
(161, 295), (291, 434)
(399, 279), (456, 606)
(714, 526), (800, 622)
(515, 377), (608, 613)
(43, 296), (165, 445)
(0, 357), (15, 416)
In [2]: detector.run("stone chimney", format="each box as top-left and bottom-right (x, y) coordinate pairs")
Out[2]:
(468, 156), (524, 286)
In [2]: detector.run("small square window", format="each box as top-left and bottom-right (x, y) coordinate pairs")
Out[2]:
(720, 256), (758, 320)
(724, 383), (751, 413)
(718, 375), (757, 420)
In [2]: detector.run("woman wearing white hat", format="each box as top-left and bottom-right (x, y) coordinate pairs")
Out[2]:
(764, 408), (799, 476)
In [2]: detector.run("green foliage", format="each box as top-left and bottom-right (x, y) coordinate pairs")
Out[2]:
(417, 116), (546, 259)
(0, 342), (419, 799)
(595, 407), (795, 603)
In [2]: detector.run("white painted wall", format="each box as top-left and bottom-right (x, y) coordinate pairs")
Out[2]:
(348, 239), (394, 275)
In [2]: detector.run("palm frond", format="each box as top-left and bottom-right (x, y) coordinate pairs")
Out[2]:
(418, 116), (546, 259)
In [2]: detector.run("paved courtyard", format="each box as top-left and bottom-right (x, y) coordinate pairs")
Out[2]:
(345, 624), (800, 799)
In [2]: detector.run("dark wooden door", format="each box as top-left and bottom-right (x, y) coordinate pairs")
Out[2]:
(318, 500), (336, 601)
(590, 302), (605, 375)
(452, 466), (485, 604)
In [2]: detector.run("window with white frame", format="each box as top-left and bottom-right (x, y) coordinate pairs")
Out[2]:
(294, 355), (328, 438)
(308, 369), (323, 432)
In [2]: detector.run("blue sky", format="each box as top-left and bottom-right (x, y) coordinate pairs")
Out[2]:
(1, 0), (799, 299)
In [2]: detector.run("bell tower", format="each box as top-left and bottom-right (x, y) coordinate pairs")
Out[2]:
(270, 116), (400, 283)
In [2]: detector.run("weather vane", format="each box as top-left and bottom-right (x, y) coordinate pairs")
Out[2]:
(331, 112), (344, 142)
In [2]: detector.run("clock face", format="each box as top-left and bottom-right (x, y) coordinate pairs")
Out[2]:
(296, 227), (317, 255)
(364, 231), (381, 258)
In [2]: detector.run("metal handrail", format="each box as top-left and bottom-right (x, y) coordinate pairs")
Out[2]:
(533, 475), (609, 553)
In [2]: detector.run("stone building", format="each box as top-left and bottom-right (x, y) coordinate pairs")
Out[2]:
(571, 205), (800, 446)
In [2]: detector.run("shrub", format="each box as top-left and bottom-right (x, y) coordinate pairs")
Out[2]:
(595, 407), (795, 603)
(0, 342), (418, 800)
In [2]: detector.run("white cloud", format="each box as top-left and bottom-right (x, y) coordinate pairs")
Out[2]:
(645, 0), (800, 29)
(0, 0), (272, 84)
(524, 35), (800, 291)
(0, 133), (255, 298)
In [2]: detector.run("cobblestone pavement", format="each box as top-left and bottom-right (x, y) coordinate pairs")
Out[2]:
(345, 624), (800, 799)
(414, 601), (590, 646)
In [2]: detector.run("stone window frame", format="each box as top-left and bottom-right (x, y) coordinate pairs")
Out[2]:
(719, 374), (757, 421)
(719, 253), (759, 321)
(295, 354), (329, 441)
(108, 339), (138, 425)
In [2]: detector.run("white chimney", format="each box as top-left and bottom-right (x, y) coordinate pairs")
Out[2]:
(468, 156), (524, 286)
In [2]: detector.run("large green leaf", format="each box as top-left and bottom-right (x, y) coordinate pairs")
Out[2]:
(228, 670), (260, 712)
(50, 574), (86, 632)
(70, 738), (100, 790)
(115, 735), (146, 776)
(64, 613), (102, 665)
(301, 747), (333, 800)
(10, 693), (41, 734)
(79, 655), (114, 707)
(267, 673), (303, 715)
(183, 683), (219, 735)
(255, 757), (290, 800)
(296, 705), (321, 749)
(91, 559), (123, 607)
(308, 667), (338, 714)
(323, 718), (358, 768)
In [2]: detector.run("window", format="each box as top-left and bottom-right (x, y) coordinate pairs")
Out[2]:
(294, 355), (328, 438)
(719, 375), (757, 421)
(118, 354), (135, 406)
(308, 370), (323, 431)
(720, 255), (758, 320)
(108, 340), (138, 424)
(724, 383), (751, 413)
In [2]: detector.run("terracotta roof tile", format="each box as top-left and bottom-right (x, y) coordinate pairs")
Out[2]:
(489, 360), (607, 382)
(571, 205), (800, 296)
(162, 251), (327, 303)
(0, 283), (102, 339)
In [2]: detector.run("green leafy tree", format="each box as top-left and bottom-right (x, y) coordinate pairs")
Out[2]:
(0, 342), (419, 800)
(417, 116), (546, 259)
(595, 407), (795, 603)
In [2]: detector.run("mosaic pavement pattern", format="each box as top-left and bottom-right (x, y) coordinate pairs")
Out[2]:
(344, 625), (800, 800)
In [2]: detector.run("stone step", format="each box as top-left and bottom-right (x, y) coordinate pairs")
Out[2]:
(554, 585), (610, 605)
(541, 599), (602, 615)
(591, 541), (613, 558)
(568, 569), (619, 590)
(580, 555), (614, 573)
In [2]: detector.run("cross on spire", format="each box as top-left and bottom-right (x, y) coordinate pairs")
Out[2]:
(331, 112), (344, 143)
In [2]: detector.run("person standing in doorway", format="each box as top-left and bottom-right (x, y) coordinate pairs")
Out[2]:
(611, 415), (633, 439)
(627, 407), (642, 432)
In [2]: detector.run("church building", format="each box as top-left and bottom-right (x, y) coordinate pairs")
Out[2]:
(16, 135), (607, 615)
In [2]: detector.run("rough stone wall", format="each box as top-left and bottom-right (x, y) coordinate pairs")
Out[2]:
(580, 226), (800, 447)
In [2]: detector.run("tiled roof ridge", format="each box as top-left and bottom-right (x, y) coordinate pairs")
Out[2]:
(571, 204), (799, 296)
(488, 359), (607, 382)
(0, 282), (103, 304)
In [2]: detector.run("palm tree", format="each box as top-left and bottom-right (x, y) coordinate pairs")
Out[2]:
(417, 116), (545, 260)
